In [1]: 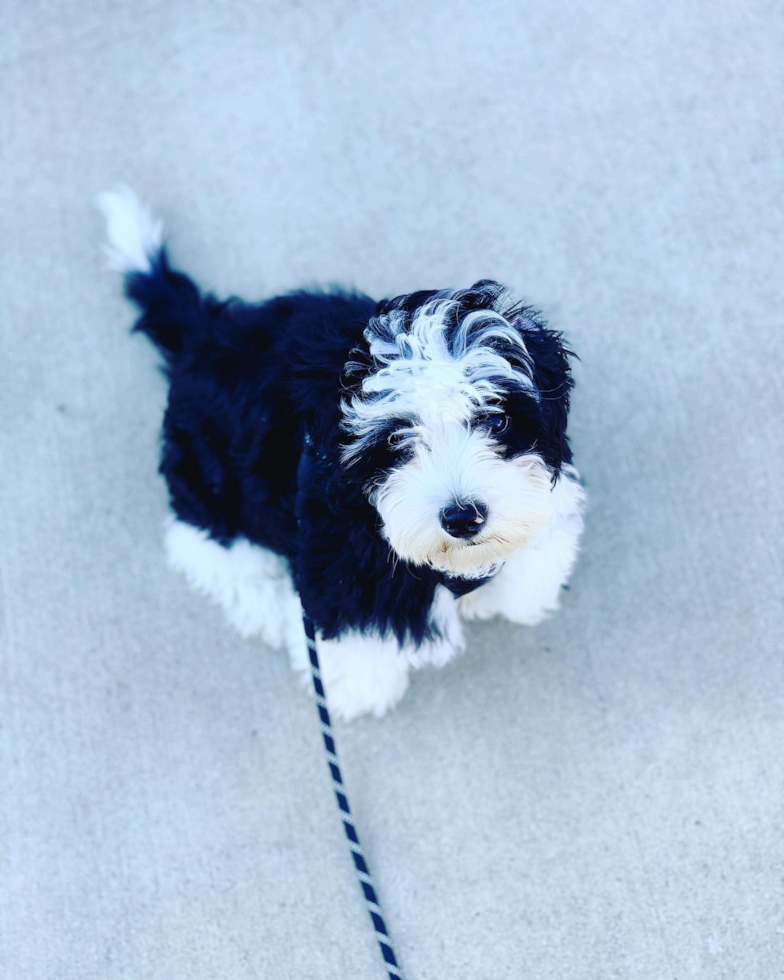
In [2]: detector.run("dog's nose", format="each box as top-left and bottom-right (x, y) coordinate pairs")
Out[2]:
(439, 499), (488, 539)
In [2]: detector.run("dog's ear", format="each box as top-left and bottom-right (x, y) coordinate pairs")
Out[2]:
(513, 310), (575, 472)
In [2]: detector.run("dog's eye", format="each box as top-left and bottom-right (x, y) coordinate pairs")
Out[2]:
(488, 414), (509, 434)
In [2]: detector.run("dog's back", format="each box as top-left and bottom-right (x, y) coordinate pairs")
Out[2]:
(97, 188), (376, 554)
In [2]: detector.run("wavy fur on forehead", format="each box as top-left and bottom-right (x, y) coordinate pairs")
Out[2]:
(341, 279), (556, 463)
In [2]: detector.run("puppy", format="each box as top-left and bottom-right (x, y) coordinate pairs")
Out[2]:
(97, 187), (585, 720)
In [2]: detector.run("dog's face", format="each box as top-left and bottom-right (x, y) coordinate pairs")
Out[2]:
(341, 281), (573, 577)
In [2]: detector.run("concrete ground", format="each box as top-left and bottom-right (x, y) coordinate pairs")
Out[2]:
(2, 2), (782, 977)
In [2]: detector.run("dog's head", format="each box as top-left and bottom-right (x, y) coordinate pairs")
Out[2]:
(340, 280), (574, 577)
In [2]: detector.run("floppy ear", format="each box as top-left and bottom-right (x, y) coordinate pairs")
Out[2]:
(516, 312), (575, 473)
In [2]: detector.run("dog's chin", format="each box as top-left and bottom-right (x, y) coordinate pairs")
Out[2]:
(388, 529), (534, 578)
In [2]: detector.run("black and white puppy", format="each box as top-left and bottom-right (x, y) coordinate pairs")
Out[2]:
(98, 188), (585, 720)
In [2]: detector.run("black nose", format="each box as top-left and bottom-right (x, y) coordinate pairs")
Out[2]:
(439, 499), (488, 539)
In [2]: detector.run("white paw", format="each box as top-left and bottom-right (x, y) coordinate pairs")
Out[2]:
(288, 630), (411, 722)
(404, 584), (465, 668)
(457, 561), (565, 626)
(456, 581), (501, 621)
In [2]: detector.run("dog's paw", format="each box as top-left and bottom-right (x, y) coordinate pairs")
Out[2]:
(456, 581), (500, 622)
(457, 577), (555, 626)
(289, 631), (411, 722)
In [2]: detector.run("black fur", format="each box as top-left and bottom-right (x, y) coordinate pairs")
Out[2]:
(122, 255), (574, 644)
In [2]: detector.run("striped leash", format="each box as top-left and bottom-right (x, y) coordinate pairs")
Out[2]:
(303, 614), (404, 979)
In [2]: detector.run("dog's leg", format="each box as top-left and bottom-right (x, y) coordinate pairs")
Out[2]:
(404, 584), (466, 669)
(164, 521), (467, 719)
(458, 471), (585, 626)
(286, 585), (465, 721)
(287, 630), (412, 722)
(164, 518), (301, 647)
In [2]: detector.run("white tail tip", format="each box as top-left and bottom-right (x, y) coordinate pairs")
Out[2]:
(95, 185), (163, 274)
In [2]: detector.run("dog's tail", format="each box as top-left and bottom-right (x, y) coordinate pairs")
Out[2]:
(96, 186), (204, 362)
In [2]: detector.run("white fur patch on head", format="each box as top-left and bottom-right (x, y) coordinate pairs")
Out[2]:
(96, 185), (163, 274)
(341, 289), (537, 464)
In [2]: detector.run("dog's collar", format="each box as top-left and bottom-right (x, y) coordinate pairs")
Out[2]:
(433, 564), (503, 597)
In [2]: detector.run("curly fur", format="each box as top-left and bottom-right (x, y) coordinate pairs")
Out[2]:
(97, 187), (585, 719)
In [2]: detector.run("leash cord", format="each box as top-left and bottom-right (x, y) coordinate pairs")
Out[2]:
(303, 614), (405, 979)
